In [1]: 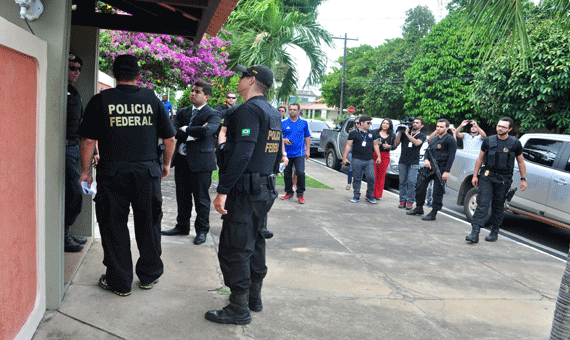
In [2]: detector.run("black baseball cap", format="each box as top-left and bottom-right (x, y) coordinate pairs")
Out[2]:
(236, 65), (273, 89)
(69, 53), (83, 66)
(113, 55), (141, 75)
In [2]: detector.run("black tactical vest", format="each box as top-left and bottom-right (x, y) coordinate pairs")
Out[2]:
(483, 135), (516, 171)
(99, 88), (160, 162)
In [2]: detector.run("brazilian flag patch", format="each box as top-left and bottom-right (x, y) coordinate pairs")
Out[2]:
(241, 129), (251, 136)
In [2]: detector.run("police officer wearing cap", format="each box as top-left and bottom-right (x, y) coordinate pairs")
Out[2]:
(78, 55), (176, 296)
(407, 118), (457, 221)
(205, 65), (283, 325)
(465, 117), (527, 243)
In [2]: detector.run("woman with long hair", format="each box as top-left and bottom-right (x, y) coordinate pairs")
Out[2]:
(373, 119), (395, 199)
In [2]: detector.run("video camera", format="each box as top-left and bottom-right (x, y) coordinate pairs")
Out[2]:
(396, 115), (415, 133)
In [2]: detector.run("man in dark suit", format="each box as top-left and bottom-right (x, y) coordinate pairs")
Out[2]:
(162, 81), (221, 245)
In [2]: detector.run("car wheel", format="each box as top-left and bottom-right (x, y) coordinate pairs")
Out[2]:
(325, 149), (341, 170)
(463, 187), (491, 223)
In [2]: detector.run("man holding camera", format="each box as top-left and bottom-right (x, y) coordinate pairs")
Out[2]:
(455, 119), (486, 151)
(393, 118), (426, 210)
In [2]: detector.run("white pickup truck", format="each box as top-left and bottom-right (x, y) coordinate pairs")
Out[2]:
(446, 133), (570, 230)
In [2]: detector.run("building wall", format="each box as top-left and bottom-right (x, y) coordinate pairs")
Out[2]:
(0, 15), (48, 340)
(0, 43), (38, 340)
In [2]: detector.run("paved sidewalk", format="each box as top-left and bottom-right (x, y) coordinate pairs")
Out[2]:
(33, 160), (565, 339)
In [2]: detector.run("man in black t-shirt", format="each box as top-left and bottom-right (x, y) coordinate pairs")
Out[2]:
(206, 65), (283, 325)
(342, 116), (381, 204)
(78, 55), (176, 296)
(465, 117), (527, 243)
(394, 118), (426, 210)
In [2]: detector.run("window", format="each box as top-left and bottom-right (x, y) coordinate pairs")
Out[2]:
(523, 139), (563, 167)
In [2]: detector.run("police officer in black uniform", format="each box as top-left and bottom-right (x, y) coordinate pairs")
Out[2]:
(466, 117), (527, 243)
(65, 53), (95, 252)
(77, 55), (176, 296)
(206, 65), (282, 325)
(407, 119), (457, 221)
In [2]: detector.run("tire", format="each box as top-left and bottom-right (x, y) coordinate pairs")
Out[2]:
(325, 148), (341, 170)
(463, 187), (491, 224)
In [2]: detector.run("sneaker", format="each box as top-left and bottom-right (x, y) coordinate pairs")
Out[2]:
(350, 195), (360, 203)
(298, 196), (306, 204)
(99, 275), (131, 296)
(406, 203), (414, 210)
(398, 201), (405, 209)
(140, 279), (159, 290)
(366, 196), (377, 204)
(281, 193), (294, 200)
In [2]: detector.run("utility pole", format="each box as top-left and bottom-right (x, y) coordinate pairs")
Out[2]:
(332, 33), (358, 118)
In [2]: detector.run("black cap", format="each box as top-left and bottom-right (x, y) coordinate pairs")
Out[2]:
(69, 53), (83, 66)
(113, 55), (141, 75)
(236, 65), (273, 89)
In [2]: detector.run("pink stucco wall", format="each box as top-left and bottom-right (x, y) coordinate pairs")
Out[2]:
(0, 45), (38, 340)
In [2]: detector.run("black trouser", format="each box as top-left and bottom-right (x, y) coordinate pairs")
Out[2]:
(95, 161), (164, 293)
(218, 175), (278, 294)
(415, 167), (445, 211)
(284, 156), (306, 195)
(65, 145), (83, 228)
(472, 174), (513, 228)
(174, 156), (212, 234)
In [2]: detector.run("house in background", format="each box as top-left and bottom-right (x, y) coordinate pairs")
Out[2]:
(287, 90), (339, 121)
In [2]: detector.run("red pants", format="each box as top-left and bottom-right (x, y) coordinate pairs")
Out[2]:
(373, 152), (390, 198)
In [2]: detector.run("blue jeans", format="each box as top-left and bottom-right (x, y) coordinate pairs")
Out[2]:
(398, 163), (419, 204)
(352, 158), (375, 198)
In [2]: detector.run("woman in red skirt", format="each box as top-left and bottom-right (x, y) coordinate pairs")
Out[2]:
(373, 119), (395, 199)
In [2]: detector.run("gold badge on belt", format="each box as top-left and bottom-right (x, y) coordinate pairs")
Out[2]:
(484, 170), (490, 176)
(503, 148), (509, 152)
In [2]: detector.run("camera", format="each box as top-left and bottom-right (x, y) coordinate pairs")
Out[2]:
(396, 115), (414, 133)
(467, 120), (473, 124)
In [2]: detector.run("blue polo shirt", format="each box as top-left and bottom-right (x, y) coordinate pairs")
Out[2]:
(282, 117), (311, 157)
(162, 101), (173, 113)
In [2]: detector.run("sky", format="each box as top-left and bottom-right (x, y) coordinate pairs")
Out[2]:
(294, 0), (449, 93)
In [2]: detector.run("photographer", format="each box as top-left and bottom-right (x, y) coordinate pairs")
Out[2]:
(393, 117), (426, 210)
(455, 119), (486, 151)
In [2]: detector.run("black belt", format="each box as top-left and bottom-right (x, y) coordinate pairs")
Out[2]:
(66, 139), (79, 146)
(239, 173), (272, 184)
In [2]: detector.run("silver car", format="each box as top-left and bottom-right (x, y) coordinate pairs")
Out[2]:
(306, 119), (331, 154)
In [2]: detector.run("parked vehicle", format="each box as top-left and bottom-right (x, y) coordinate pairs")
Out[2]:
(305, 119), (330, 154)
(446, 133), (570, 230)
(320, 117), (400, 171)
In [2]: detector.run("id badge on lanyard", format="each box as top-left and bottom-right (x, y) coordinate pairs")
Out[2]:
(361, 131), (367, 147)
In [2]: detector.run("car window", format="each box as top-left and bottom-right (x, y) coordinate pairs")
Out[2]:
(345, 120), (354, 133)
(308, 121), (329, 133)
(523, 138), (563, 167)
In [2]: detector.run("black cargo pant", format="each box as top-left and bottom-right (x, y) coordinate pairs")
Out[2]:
(95, 161), (164, 294)
(218, 174), (278, 294)
(415, 167), (445, 211)
(65, 145), (83, 228)
(472, 173), (512, 228)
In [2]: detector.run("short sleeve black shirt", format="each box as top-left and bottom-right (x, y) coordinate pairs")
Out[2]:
(399, 132), (426, 165)
(349, 129), (379, 161)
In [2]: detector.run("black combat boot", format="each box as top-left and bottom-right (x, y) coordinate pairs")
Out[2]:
(261, 225), (274, 239)
(64, 232), (83, 252)
(422, 209), (437, 221)
(485, 225), (499, 242)
(249, 281), (263, 312)
(205, 293), (252, 325)
(465, 225), (480, 243)
(406, 206), (424, 216)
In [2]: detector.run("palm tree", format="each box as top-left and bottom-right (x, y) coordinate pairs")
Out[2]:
(463, 0), (570, 68)
(222, 0), (333, 102)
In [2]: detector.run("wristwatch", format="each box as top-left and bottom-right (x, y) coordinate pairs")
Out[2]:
(520, 177), (527, 181)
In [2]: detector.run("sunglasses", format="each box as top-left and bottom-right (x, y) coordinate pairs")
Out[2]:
(226, 96), (237, 99)
(69, 66), (82, 72)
